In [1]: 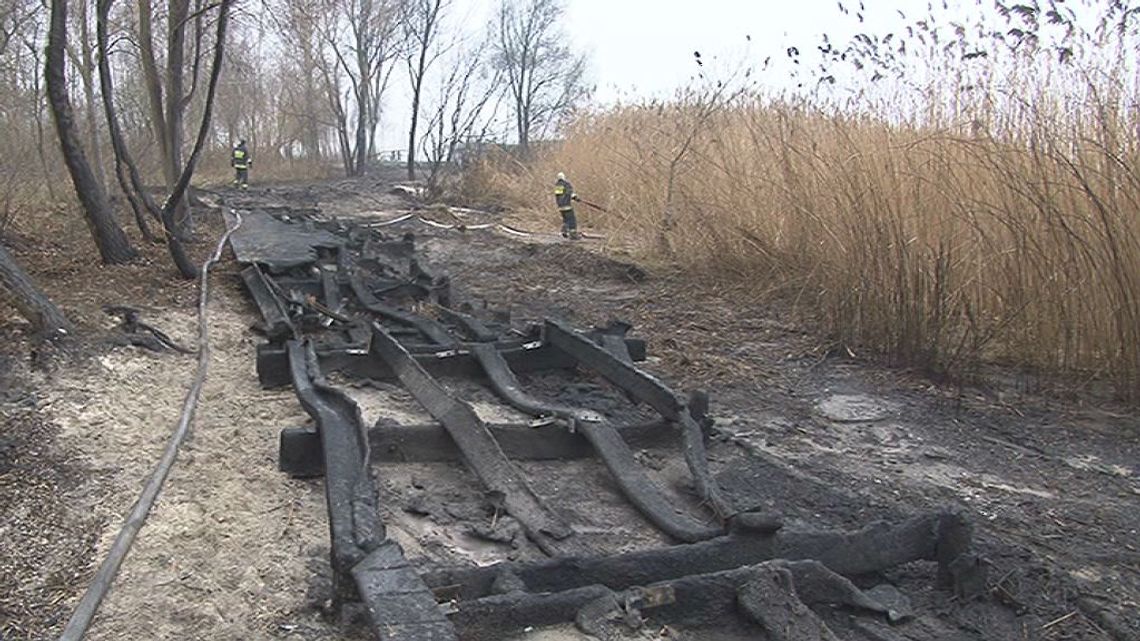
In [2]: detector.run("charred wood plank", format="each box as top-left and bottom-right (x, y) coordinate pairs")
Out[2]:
(437, 306), (499, 343)
(279, 419), (678, 475)
(369, 323), (584, 556)
(469, 342), (722, 542)
(241, 265), (295, 340)
(544, 319), (735, 523)
(287, 340), (384, 599)
(422, 511), (977, 601)
(449, 560), (891, 640)
(351, 541), (458, 640)
(256, 336), (647, 388)
(320, 268), (342, 316)
(348, 273), (455, 348)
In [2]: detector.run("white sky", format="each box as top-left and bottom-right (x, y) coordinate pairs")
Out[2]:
(374, 0), (1108, 150)
(377, 0), (904, 149)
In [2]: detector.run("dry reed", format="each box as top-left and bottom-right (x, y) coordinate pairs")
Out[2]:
(472, 5), (1140, 399)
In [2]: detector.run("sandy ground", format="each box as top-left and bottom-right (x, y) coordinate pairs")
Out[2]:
(36, 271), (345, 641)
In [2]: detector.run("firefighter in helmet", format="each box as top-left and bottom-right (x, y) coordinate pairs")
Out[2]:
(231, 139), (252, 189)
(554, 172), (580, 239)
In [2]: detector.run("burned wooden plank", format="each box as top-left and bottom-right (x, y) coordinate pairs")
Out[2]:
(352, 541), (458, 640)
(289, 341), (458, 640)
(256, 336), (648, 388)
(437, 306), (499, 343)
(286, 341), (383, 599)
(421, 511), (979, 601)
(469, 342), (723, 542)
(279, 419), (678, 475)
(449, 560), (893, 640)
(348, 273), (456, 348)
(228, 209), (343, 270)
(368, 323), (585, 556)
(240, 265), (295, 340)
(544, 319), (736, 523)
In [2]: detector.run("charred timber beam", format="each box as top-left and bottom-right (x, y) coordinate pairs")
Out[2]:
(436, 306), (499, 343)
(544, 319), (736, 523)
(421, 511), (979, 601)
(351, 541), (459, 640)
(469, 342), (722, 542)
(320, 268), (342, 317)
(256, 336), (648, 388)
(279, 419), (678, 476)
(348, 273), (456, 348)
(286, 341), (383, 598)
(448, 560), (891, 640)
(241, 265), (295, 340)
(289, 341), (457, 639)
(369, 323), (585, 556)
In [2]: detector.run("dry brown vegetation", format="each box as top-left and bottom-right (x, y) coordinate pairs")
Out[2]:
(474, 2), (1140, 400)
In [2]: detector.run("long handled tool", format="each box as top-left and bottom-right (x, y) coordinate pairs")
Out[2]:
(575, 197), (609, 213)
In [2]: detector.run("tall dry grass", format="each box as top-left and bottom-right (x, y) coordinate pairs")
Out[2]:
(473, 8), (1140, 399)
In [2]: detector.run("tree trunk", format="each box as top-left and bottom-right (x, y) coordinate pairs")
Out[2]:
(46, 0), (136, 264)
(25, 39), (59, 202)
(78, 0), (107, 191)
(165, 0), (192, 235)
(137, 0), (168, 161)
(407, 52), (426, 180)
(160, 0), (233, 279)
(0, 242), (73, 338)
(301, 43), (320, 159)
(96, 0), (159, 242)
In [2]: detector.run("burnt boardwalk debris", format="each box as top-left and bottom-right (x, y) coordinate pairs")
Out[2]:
(227, 205), (988, 640)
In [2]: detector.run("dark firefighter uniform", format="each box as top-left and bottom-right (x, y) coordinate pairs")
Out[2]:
(232, 141), (251, 189)
(554, 173), (579, 238)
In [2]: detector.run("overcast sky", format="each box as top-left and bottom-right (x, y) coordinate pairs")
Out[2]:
(375, 0), (1108, 151)
(377, 0), (909, 150)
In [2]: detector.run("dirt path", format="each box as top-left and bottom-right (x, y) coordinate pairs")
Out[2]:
(2, 175), (1137, 640)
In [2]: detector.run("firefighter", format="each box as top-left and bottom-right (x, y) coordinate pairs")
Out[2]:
(231, 139), (252, 189)
(554, 172), (580, 239)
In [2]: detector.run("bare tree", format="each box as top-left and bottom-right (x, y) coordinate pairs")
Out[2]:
(98, 0), (232, 278)
(420, 37), (502, 195)
(96, 0), (160, 242)
(262, 0), (326, 160)
(46, 0), (137, 264)
(318, 0), (401, 176)
(70, 0), (108, 191)
(0, 0), (72, 336)
(135, 0), (213, 235)
(402, 0), (446, 180)
(493, 0), (585, 155)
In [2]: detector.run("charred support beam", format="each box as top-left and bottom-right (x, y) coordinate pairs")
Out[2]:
(469, 342), (722, 542)
(369, 323), (584, 556)
(288, 341), (457, 640)
(436, 306), (499, 343)
(449, 560), (894, 640)
(256, 336), (648, 388)
(286, 341), (383, 598)
(349, 273), (455, 348)
(351, 541), (459, 640)
(544, 319), (736, 523)
(241, 265), (295, 340)
(421, 511), (979, 602)
(279, 419), (678, 475)
(320, 268), (342, 316)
